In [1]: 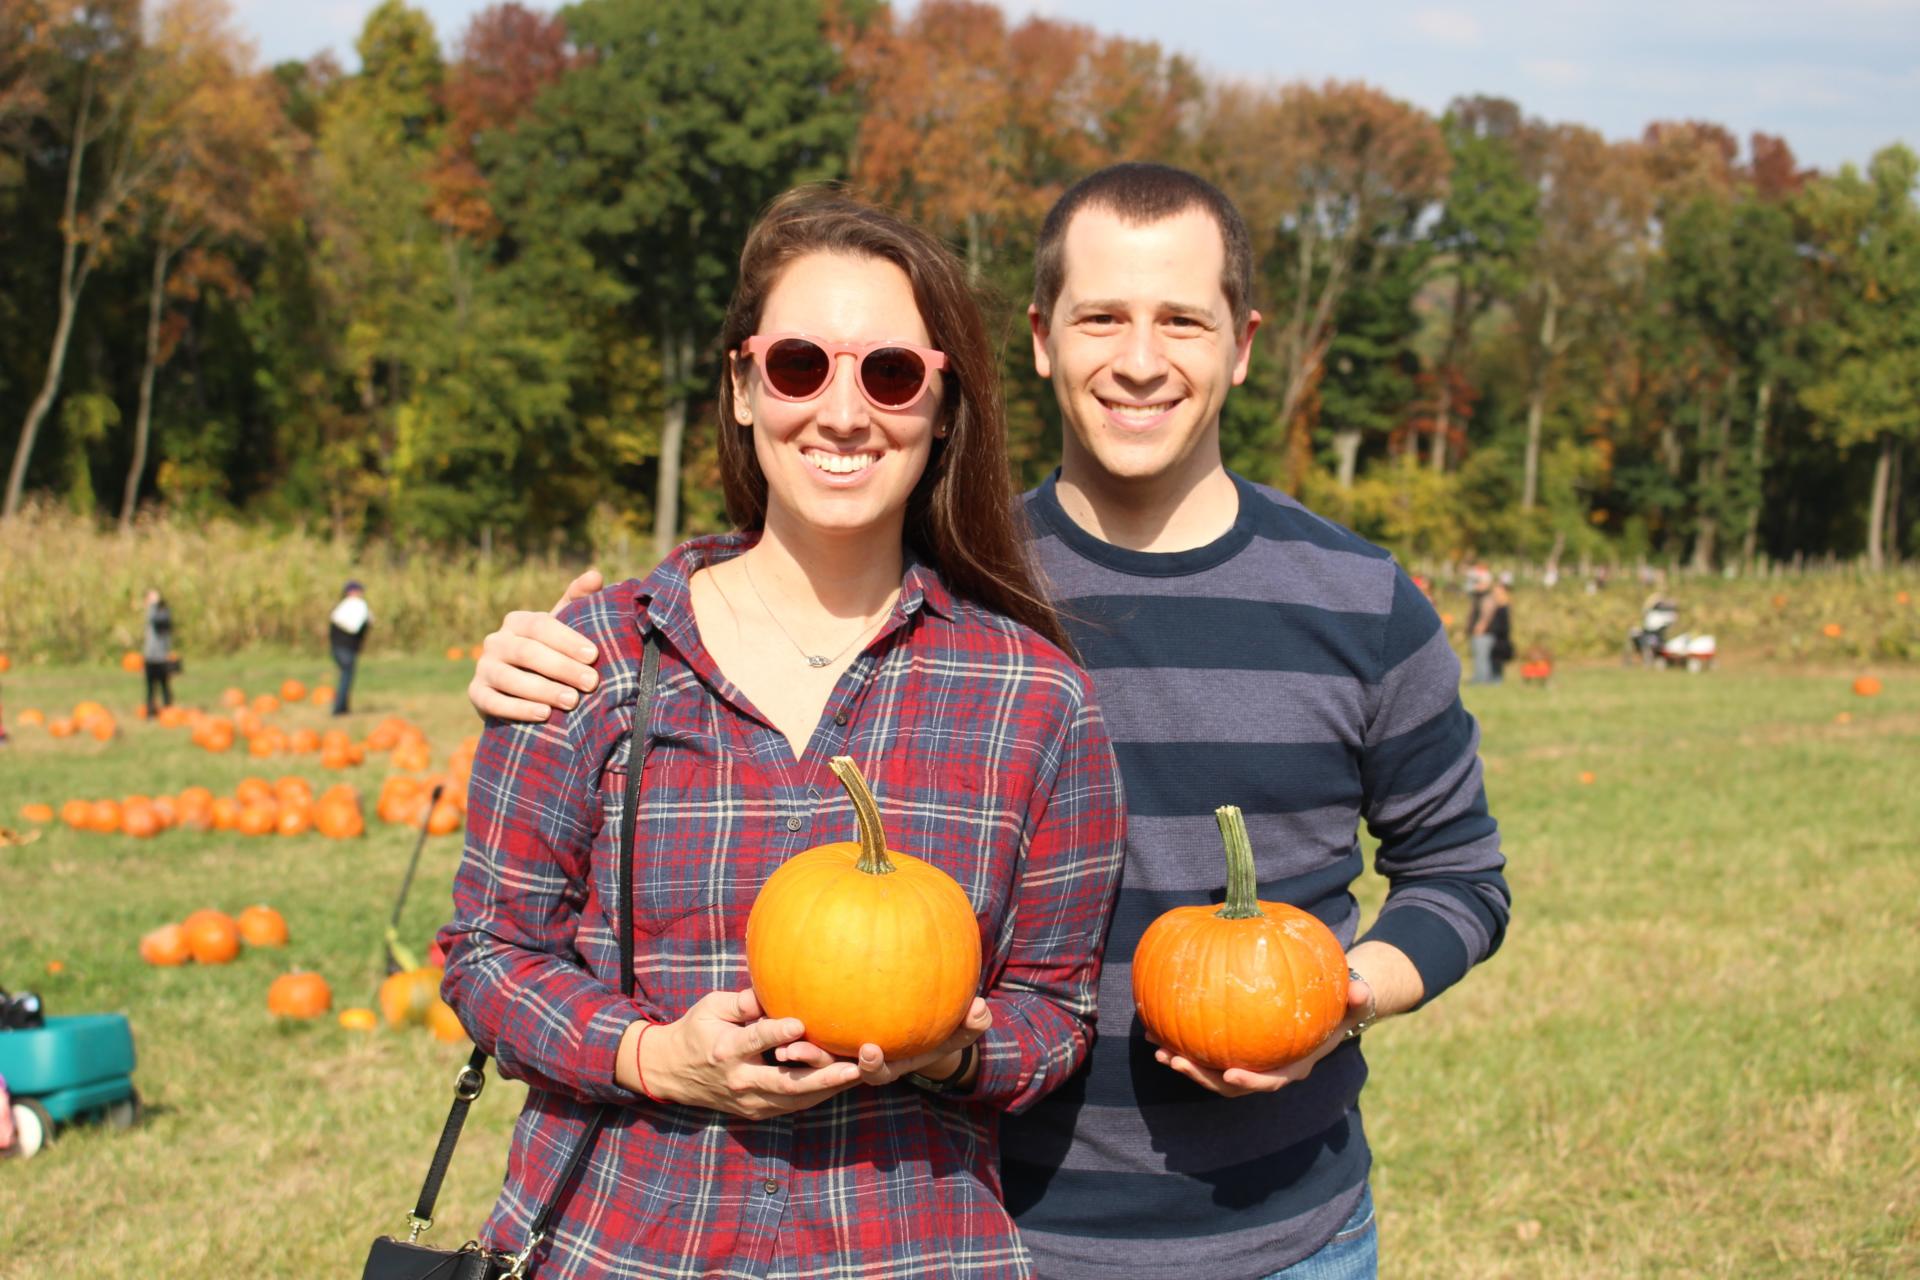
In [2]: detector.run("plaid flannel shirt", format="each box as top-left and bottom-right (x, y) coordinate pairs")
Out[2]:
(440, 534), (1126, 1280)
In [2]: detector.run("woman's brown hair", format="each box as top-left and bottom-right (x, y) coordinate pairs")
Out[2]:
(716, 186), (1072, 657)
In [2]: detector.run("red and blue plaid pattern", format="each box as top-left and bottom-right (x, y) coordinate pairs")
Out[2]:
(439, 534), (1126, 1279)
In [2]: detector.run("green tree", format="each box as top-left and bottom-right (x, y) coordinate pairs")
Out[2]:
(492, 0), (858, 558)
(1797, 144), (1920, 570)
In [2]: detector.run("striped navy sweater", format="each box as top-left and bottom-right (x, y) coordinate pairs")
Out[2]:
(1001, 471), (1511, 1279)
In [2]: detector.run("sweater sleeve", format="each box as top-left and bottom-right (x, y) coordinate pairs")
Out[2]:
(438, 593), (665, 1105)
(1355, 567), (1511, 1005)
(960, 680), (1126, 1114)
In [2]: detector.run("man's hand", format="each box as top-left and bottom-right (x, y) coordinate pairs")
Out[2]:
(468, 569), (605, 721)
(620, 988), (863, 1120)
(849, 998), (992, 1089)
(1152, 978), (1374, 1098)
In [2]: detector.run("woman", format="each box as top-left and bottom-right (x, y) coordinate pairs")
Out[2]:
(439, 189), (1126, 1280)
(140, 589), (173, 718)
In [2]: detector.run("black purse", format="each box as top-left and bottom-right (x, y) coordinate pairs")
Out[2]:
(363, 636), (660, 1280)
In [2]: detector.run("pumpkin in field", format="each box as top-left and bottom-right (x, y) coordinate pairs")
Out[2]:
(379, 966), (446, 1029)
(87, 799), (123, 833)
(276, 805), (312, 837)
(184, 911), (241, 964)
(746, 756), (981, 1059)
(315, 789), (364, 839)
(238, 904), (290, 947)
(338, 1007), (379, 1032)
(0, 653), (9, 672)
(267, 971), (333, 1019)
(1822, 623), (1844, 638)
(1853, 675), (1883, 697)
(87, 716), (116, 742)
(310, 685), (334, 707)
(210, 796), (242, 830)
(392, 736), (434, 773)
(140, 923), (192, 967)
(445, 646), (464, 661)
(1131, 806), (1349, 1072)
(251, 693), (280, 716)
(20, 803), (54, 825)
(289, 727), (321, 754)
(426, 798), (463, 836)
(121, 803), (160, 839)
(60, 799), (90, 828)
(120, 650), (143, 673)
(425, 997), (467, 1043)
(1772, 593), (1789, 609)
(237, 806), (277, 837)
(1898, 591), (1912, 606)
(279, 679), (308, 703)
(18, 708), (44, 726)
(221, 686), (248, 709)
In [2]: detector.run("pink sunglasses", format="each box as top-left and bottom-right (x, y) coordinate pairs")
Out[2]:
(739, 333), (947, 410)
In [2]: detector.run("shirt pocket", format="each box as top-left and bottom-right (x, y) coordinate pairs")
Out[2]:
(601, 726), (738, 939)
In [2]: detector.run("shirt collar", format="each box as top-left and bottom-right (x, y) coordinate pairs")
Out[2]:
(633, 532), (955, 643)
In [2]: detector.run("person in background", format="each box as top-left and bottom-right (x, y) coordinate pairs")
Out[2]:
(328, 580), (370, 715)
(1488, 575), (1515, 684)
(1466, 563), (1497, 684)
(141, 588), (174, 718)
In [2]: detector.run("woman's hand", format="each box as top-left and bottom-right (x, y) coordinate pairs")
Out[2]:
(1150, 978), (1372, 1098)
(469, 570), (606, 721)
(626, 988), (864, 1120)
(849, 998), (992, 1089)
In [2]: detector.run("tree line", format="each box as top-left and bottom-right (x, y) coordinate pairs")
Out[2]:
(2, 0), (1915, 569)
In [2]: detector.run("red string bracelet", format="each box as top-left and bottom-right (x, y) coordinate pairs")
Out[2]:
(632, 1022), (664, 1103)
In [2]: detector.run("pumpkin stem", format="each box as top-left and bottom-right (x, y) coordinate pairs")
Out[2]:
(830, 756), (894, 876)
(1214, 805), (1264, 920)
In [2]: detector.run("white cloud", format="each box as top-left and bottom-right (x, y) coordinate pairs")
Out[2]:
(1411, 8), (1483, 46)
(1522, 58), (1591, 88)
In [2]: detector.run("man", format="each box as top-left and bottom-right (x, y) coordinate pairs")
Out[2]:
(328, 579), (371, 715)
(469, 165), (1509, 1279)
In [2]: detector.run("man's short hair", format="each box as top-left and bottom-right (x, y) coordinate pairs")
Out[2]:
(1032, 162), (1255, 330)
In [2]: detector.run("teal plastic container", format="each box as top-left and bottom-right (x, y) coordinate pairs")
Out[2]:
(0, 1014), (138, 1124)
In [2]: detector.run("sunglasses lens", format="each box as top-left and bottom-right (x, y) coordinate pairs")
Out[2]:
(860, 347), (928, 407)
(763, 338), (830, 399)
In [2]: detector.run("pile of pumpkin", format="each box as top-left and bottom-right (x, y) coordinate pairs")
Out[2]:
(25, 778), (366, 840)
(267, 962), (465, 1042)
(10, 699), (121, 741)
(140, 904), (291, 966)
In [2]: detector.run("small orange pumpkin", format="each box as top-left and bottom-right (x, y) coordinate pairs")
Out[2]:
(237, 904), (290, 947)
(121, 803), (160, 839)
(267, 971), (333, 1019)
(1822, 623), (1844, 639)
(746, 756), (982, 1059)
(140, 923), (192, 966)
(120, 650), (143, 673)
(1131, 806), (1349, 1072)
(20, 803), (54, 825)
(379, 966), (445, 1028)
(338, 1007), (379, 1031)
(18, 708), (44, 727)
(48, 716), (76, 738)
(425, 997), (468, 1043)
(445, 646), (464, 661)
(279, 679), (308, 703)
(61, 799), (90, 828)
(184, 912), (242, 965)
(1853, 675), (1883, 697)
(310, 685), (334, 707)
(0, 653), (9, 673)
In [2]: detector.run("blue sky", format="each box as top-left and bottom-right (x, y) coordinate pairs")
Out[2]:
(233, 0), (1919, 172)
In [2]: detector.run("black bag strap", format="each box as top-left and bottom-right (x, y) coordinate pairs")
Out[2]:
(403, 631), (662, 1269)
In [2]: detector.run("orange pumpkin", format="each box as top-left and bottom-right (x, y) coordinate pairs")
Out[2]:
(120, 650), (144, 673)
(48, 716), (76, 738)
(20, 803), (54, 825)
(184, 912), (241, 965)
(378, 966), (446, 1028)
(210, 796), (242, 830)
(1131, 806), (1349, 1072)
(315, 792), (364, 839)
(392, 737), (434, 773)
(61, 799), (90, 828)
(746, 756), (981, 1059)
(238, 806), (277, 837)
(121, 803), (160, 839)
(425, 997), (468, 1043)
(251, 693), (280, 716)
(236, 777), (274, 807)
(18, 708), (45, 727)
(1822, 623), (1844, 638)
(87, 799), (123, 834)
(279, 679), (308, 703)
(267, 971), (333, 1019)
(1898, 591), (1912, 606)
(338, 1007), (379, 1031)
(426, 798), (463, 836)
(289, 728), (321, 754)
(1771, 593), (1789, 609)
(0, 653), (9, 673)
(237, 904), (290, 947)
(1853, 675), (1883, 697)
(276, 805), (312, 837)
(310, 685), (334, 707)
(445, 646), (464, 661)
(140, 923), (192, 966)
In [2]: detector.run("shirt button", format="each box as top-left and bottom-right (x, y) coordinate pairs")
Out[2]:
(762, 1178), (780, 1195)
(833, 711), (848, 726)
(785, 815), (802, 832)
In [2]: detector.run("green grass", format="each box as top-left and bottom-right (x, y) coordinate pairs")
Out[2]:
(2, 655), (1916, 1277)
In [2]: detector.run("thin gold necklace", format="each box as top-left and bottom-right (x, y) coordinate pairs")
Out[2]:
(738, 556), (897, 669)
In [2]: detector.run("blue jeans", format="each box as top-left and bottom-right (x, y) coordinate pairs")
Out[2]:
(332, 648), (358, 715)
(1469, 633), (1499, 684)
(1260, 1184), (1377, 1280)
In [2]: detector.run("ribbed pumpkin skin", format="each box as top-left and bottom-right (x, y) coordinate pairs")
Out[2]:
(1132, 902), (1348, 1072)
(747, 841), (981, 1059)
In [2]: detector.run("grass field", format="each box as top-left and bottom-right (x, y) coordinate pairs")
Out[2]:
(1, 653), (1915, 1278)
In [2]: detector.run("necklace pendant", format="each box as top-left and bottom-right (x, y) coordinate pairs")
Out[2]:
(806, 655), (832, 668)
